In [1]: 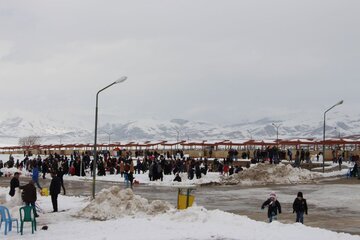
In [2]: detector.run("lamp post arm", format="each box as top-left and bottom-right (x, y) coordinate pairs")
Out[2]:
(325, 100), (343, 114)
(97, 82), (117, 95)
(325, 105), (336, 114)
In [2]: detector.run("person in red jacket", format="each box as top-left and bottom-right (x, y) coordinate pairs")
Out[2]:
(223, 164), (229, 176)
(69, 164), (76, 176)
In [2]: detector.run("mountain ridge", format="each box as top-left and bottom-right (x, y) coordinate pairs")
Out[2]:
(0, 112), (359, 146)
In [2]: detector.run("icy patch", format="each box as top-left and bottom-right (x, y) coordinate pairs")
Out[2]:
(77, 186), (173, 220)
(221, 163), (321, 185)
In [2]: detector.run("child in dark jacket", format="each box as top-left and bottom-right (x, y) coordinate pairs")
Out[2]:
(261, 192), (282, 222)
(293, 191), (308, 224)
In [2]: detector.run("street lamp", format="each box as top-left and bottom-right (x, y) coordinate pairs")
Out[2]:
(58, 135), (64, 144)
(92, 76), (127, 199)
(247, 129), (255, 140)
(272, 123), (281, 143)
(322, 100), (343, 173)
(175, 128), (180, 142)
(102, 130), (114, 144)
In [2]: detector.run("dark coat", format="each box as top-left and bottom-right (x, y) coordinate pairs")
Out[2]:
(9, 177), (20, 197)
(50, 176), (61, 195)
(21, 183), (37, 203)
(293, 198), (308, 214)
(261, 198), (282, 218)
(173, 175), (182, 182)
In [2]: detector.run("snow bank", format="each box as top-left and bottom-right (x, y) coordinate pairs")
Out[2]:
(15, 205), (360, 240)
(0, 167), (24, 176)
(0, 187), (23, 206)
(221, 163), (322, 185)
(77, 186), (173, 220)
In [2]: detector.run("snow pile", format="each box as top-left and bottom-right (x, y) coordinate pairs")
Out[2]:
(0, 167), (23, 176)
(0, 187), (23, 206)
(77, 186), (173, 220)
(6, 188), (24, 207)
(221, 163), (321, 185)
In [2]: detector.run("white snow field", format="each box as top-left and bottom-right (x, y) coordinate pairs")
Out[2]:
(0, 187), (359, 240)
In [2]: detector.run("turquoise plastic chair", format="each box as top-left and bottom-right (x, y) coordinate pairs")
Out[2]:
(19, 206), (37, 235)
(0, 205), (19, 235)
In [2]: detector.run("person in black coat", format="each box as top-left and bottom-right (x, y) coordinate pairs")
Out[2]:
(49, 172), (61, 212)
(9, 172), (20, 197)
(173, 173), (182, 182)
(293, 191), (308, 224)
(261, 192), (282, 223)
(57, 167), (66, 195)
(20, 180), (39, 217)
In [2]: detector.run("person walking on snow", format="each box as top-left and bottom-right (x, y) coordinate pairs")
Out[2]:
(293, 191), (308, 224)
(49, 172), (61, 212)
(32, 163), (42, 189)
(261, 192), (282, 223)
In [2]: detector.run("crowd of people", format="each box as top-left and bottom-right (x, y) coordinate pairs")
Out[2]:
(1, 148), (360, 182)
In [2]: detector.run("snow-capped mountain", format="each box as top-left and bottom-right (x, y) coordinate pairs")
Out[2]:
(0, 111), (359, 146)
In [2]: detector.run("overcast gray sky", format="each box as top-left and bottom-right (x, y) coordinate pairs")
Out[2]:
(0, 0), (359, 125)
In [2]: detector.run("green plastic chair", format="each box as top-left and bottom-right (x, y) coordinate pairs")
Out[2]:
(19, 206), (37, 235)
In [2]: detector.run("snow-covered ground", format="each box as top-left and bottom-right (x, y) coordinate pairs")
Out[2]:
(0, 154), (358, 239)
(0, 186), (359, 240)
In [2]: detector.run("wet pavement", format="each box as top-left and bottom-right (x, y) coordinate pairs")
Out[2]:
(1, 176), (359, 236)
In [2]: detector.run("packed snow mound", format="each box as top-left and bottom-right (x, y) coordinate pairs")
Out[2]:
(77, 186), (173, 220)
(0, 187), (23, 206)
(221, 163), (321, 185)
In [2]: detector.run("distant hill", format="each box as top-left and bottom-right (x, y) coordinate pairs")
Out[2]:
(0, 111), (359, 145)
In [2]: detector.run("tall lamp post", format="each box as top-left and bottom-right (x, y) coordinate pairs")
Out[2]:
(92, 76), (127, 199)
(103, 130), (114, 144)
(272, 123), (282, 144)
(247, 129), (255, 140)
(322, 100), (343, 173)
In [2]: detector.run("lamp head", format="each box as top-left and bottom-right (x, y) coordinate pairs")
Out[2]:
(114, 76), (127, 84)
(336, 100), (344, 106)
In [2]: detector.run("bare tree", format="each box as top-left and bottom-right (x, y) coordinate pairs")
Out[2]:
(18, 135), (42, 146)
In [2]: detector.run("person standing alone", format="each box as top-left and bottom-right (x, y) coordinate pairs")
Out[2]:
(49, 172), (61, 212)
(9, 172), (20, 197)
(293, 191), (308, 224)
(21, 180), (39, 217)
